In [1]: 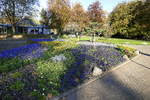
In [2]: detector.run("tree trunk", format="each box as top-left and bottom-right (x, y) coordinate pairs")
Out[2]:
(91, 33), (95, 42)
(12, 1), (16, 34)
(42, 28), (44, 34)
(12, 25), (16, 34)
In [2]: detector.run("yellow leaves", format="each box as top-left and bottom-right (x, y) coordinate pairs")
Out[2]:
(48, 0), (71, 32)
(117, 45), (136, 53)
(40, 41), (62, 46)
(53, 46), (65, 52)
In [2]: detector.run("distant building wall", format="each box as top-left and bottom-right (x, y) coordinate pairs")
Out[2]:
(0, 24), (51, 34)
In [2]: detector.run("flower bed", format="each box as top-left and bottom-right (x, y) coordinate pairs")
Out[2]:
(61, 45), (126, 91)
(0, 43), (48, 73)
(0, 41), (77, 99)
(0, 40), (136, 99)
(117, 45), (136, 58)
(0, 43), (44, 59)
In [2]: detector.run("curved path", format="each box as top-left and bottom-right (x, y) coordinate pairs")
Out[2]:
(52, 43), (150, 100)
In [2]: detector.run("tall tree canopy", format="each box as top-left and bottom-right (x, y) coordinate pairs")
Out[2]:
(109, 0), (150, 40)
(67, 3), (88, 32)
(48, 0), (71, 34)
(0, 0), (39, 33)
(84, 0), (106, 37)
(40, 8), (50, 26)
(88, 1), (104, 23)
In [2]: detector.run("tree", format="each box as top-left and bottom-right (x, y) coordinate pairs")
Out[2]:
(0, 18), (5, 24)
(109, 2), (131, 38)
(109, 0), (150, 40)
(0, 0), (39, 33)
(40, 9), (50, 26)
(48, 0), (71, 34)
(87, 1), (106, 40)
(70, 3), (89, 32)
(88, 1), (104, 23)
(85, 22), (102, 35)
(134, 0), (150, 39)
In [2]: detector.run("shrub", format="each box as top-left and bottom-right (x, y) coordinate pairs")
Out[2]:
(117, 45), (136, 58)
(36, 50), (75, 96)
(11, 72), (23, 79)
(109, 1), (150, 40)
(61, 34), (69, 39)
(29, 91), (46, 100)
(9, 81), (25, 91)
(0, 58), (24, 73)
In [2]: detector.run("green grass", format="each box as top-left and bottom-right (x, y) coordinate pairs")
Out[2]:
(97, 37), (150, 45)
(66, 36), (150, 45)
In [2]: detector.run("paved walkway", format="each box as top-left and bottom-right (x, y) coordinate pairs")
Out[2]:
(56, 44), (150, 100)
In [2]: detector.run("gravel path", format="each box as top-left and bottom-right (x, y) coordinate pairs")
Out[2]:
(51, 43), (150, 100)
(78, 42), (116, 47)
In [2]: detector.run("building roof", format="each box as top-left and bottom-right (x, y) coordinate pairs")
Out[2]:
(16, 17), (36, 26)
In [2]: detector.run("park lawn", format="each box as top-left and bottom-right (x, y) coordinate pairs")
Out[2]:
(96, 37), (150, 45)
(67, 36), (150, 45)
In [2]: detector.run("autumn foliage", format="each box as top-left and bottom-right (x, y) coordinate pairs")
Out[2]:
(88, 1), (104, 23)
(45, 0), (105, 34)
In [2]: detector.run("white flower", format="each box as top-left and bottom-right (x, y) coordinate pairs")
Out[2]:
(34, 89), (37, 91)
(51, 54), (67, 62)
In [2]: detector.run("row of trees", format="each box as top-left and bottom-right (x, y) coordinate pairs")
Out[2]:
(0, 0), (149, 40)
(40, 0), (150, 40)
(40, 0), (106, 36)
(109, 0), (150, 40)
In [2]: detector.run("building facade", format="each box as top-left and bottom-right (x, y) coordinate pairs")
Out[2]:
(0, 18), (51, 34)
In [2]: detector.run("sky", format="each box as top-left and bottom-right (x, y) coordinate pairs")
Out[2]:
(39, 0), (132, 13)
(37, 0), (132, 20)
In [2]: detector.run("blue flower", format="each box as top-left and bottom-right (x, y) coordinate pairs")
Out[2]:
(0, 43), (45, 60)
